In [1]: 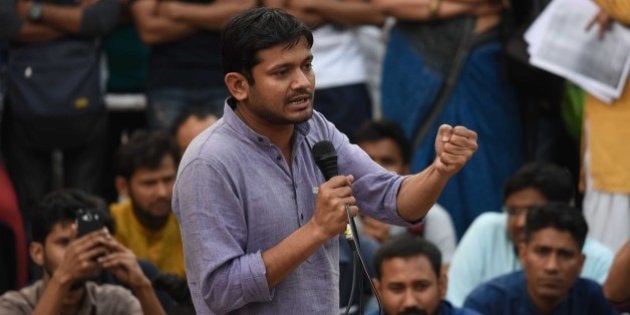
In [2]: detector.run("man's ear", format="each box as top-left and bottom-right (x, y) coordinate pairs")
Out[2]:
(439, 267), (447, 299)
(29, 242), (44, 267)
(224, 72), (250, 102)
(115, 176), (129, 198)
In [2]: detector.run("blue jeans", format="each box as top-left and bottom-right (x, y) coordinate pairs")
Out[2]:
(146, 86), (228, 130)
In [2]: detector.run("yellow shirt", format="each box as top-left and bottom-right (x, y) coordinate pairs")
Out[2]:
(584, 1), (630, 192)
(585, 81), (630, 193)
(110, 201), (185, 277)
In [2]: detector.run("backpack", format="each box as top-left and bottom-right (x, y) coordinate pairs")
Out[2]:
(6, 38), (106, 149)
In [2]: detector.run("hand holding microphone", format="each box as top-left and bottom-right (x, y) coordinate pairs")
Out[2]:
(311, 141), (358, 239)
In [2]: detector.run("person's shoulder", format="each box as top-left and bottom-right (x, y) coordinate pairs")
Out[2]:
(89, 282), (140, 304)
(472, 211), (507, 227)
(571, 278), (619, 314)
(441, 300), (481, 315)
(464, 272), (525, 313)
(425, 203), (451, 221)
(109, 200), (132, 216)
(0, 281), (41, 313)
(467, 271), (523, 300)
(179, 119), (244, 168)
(572, 277), (606, 296)
(458, 211), (506, 244)
(583, 238), (614, 260)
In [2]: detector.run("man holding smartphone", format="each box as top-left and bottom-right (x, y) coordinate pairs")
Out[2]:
(0, 189), (165, 315)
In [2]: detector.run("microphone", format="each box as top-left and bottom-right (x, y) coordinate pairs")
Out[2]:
(311, 141), (384, 314)
(311, 141), (354, 241)
(311, 140), (338, 181)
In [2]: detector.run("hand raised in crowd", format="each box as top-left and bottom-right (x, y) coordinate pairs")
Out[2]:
(433, 124), (478, 177)
(52, 227), (111, 287)
(586, 9), (613, 40)
(312, 175), (358, 238)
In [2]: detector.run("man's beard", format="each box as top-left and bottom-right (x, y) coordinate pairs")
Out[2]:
(398, 307), (428, 315)
(130, 197), (171, 230)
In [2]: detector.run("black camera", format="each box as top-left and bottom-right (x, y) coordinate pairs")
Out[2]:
(76, 208), (105, 237)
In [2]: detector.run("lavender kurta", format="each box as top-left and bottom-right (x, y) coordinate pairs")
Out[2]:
(173, 101), (410, 314)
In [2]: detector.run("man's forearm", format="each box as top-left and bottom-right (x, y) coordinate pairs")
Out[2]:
(396, 164), (449, 222)
(372, 0), (489, 20)
(261, 220), (329, 287)
(297, 0), (385, 26)
(159, 1), (256, 31)
(35, 3), (83, 34)
(131, 280), (166, 315)
(15, 22), (65, 42)
(132, 0), (196, 45)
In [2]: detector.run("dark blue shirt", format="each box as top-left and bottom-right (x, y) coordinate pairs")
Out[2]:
(463, 271), (618, 315)
(368, 301), (479, 315)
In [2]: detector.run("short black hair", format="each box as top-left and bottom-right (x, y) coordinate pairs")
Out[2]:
(115, 130), (180, 180)
(524, 202), (588, 250)
(221, 7), (313, 84)
(373, 233), (441, 279)
(31, 189), (111, 243)
(504, 162), (574, 204)
(353, 120), (411, 165)
(171, 106), (218, 136)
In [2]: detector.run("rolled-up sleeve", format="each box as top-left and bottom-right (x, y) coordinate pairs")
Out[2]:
(173, 159), (273, 314)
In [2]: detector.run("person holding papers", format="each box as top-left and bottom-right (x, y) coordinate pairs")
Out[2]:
(581, 0), (630, 253)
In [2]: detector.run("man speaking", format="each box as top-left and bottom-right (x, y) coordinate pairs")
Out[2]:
(173, 7), (478, 314)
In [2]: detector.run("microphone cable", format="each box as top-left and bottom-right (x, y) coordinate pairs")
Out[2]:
(343, 205), (383, 315)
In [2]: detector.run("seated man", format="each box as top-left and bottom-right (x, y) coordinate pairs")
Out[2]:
(464, 203), (617, 315)
(111, 130), (184, 277)
(371, 233), (479, 315)
(447, 162), (613, 306)
(0, 189), (164, 314)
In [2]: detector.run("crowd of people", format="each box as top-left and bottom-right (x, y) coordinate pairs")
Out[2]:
(0, 0), (629, 314)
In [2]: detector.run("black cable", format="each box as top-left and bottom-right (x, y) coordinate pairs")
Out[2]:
(345, 205), (383, 315)
(344, 250), (358, 315)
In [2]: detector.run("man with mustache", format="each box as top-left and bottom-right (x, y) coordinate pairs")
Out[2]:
(447, 162), (612, 306)
(371, 234), (479, 315)
(0, 189), (165, 315)
(463, 203), (617, 315)
(173, 7), (478, 314)
(111, 130), (184, 277)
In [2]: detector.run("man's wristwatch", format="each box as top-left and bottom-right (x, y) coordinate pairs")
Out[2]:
(27, 1), (44, 23)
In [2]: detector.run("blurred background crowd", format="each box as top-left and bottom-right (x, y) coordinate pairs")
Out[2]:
(0, 0), (628, 314)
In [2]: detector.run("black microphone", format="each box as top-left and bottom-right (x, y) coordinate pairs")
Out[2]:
(312, 140), (338, 181)
(311, 141), (353, 241)
(311, 141), (384, 314)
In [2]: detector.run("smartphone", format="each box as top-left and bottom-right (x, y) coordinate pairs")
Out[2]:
(76, 208), (105, 238)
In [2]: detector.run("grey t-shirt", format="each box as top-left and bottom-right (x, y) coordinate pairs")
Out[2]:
(0, 280), (142, 314)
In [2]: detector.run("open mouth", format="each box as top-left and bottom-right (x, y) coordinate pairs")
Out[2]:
(287, 95), (311, 107)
